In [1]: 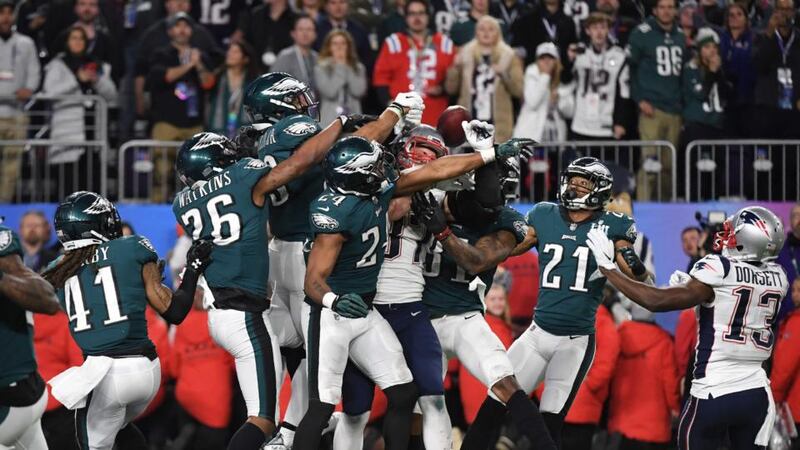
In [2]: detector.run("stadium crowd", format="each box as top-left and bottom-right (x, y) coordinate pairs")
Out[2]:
(1, 0), (800, 202)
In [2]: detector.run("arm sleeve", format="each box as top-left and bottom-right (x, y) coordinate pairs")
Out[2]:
(42, 61), (81, 96)
(372, 40), (394, 90)
(24, 39), (41, 91)
(504, 55), (525, 99)
(610, 215), (638, 244)
(492, 208), (529, 244)
(94, 63), (118, 103)
(145, 54), (170, 92)
(522, 67), (552, 111)
(347, 64), (368, 98)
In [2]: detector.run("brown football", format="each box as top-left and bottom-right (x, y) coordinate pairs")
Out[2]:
(436, 105), (472, 147)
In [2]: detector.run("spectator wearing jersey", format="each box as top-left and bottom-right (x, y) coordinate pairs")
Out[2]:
(751, 0), (800, 139)
(190, 0), (249, 45)
(608, 305), (680, 449)
(207, 40), (257, 138)
(680, 28), (732, 149)
(513, 42), (570, 142)
(720, 3), (756, 136)
(236, 0), (297, 70)
(489, 0), (532, 44)
(562, 13), (634, 140)
(445, 15), (523, 142)
(429, 0), (471, 36)
(146, 13), (215, 202)
(510, 0), (578, 67)
(315, 30), (367, 125)
(562, 305), (620, 450)
(314, 0), (373, 69)
(777, 204), (800, 319)
(595, 0), (637, 47)
(0, 0), (39, 203)
(771, 278), (800, 432)
(450, 0), (496, 46)
(459, 285), (514, 424)
(271, 15), (319, 89)
(627, 0), (686, 201)
(373, 0), (456, 124)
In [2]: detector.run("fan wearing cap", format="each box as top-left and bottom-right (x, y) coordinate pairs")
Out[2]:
(679, 27), (732, 149)
(513, 42), (570, 142)
(145, 12), (217, 203)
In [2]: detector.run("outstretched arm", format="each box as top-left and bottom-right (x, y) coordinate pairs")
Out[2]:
(394, 153), (487, 196)
(441, 230), (518, 275)
(252, 119), (344, 205)
(0, 254), (59, 314)
(600, 268), (713, 312)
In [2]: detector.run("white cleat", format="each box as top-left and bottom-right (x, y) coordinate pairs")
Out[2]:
(263, 434), (290, 450)
(322, 411), (342, 435)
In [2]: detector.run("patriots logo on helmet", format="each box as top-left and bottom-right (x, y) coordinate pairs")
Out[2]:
(0, 230), (12, 251)
(261, 78), (308, 97)
(285, 122), (317, 137)
(739, 210), (771, 238)
(334, 150), (380, 175)
(83, 196), (113, 215)
(312, 213), (340, 230)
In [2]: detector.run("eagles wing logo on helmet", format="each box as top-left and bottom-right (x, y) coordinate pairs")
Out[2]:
(334, 150), (380, 175)
(192, 133), (228, 151)
(0, 229), (12, 251)
(261, 78), (307, 96)
(739, 210), (771, 238)
(312, 213), (340, 230)
(285, 122), (317, 137)
(83, 196), (113, 215)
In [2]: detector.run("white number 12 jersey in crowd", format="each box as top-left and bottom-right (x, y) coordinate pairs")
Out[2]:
(689, 254), (789, 399)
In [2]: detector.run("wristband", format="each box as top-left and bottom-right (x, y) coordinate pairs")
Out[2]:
(476, 148), (496, 164)
(435, 227), (453, 241)
(387, 103), (405, 120)
(322, 292), (338, 309)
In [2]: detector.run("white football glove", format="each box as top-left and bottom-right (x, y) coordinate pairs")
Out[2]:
(669, 270), (691, 287)
(392, 92), (424, 111)
(405, 106), (423, 127)
(461, 120), (495, 153)
(585, 228), (617, 271)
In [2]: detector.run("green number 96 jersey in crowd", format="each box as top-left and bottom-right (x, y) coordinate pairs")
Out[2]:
(173, 157), (271, 300)
(528, 202), (637, 336)
(55, 235), (158, 356)
(0, 226), (37, 386)
(422, 207), (529, 317)
(258, 114), (323, 242)
(307, 185), (395, 296)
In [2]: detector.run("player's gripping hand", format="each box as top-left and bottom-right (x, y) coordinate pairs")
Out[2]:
(618, 246), (646, 277)
(186, 239), (213, 273)
(389, 92), (424, 118)
(233, 125), (264, 156)
(497, 138), (536, 160)
(411, 192), (448, 235)
(669, 270), (691, 286)
(331, 293), (369, 318)
(461, 120), (495, 152)
(339, 114), (377, 133)
(586, 228), (616, 271)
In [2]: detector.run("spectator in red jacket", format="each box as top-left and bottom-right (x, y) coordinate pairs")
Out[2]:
(170, 291), (235, 450)
(608, 306), (680, 449)
(771, 278), (800, 431)
(674, 307), (697, 400)
(34, 312), (83, 450)
(459, 285), (514, 424)
(562, 305), (620, 450)
(499, 250), (539, 336)
(134, 308), (173, 448)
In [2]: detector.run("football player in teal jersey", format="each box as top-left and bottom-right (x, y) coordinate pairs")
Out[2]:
(0, 222), (59, 449)
(174, 88), (426, 450)
(41, 191), (212, 450)
(463, 157), (650, 449)
(296, 121), (530, 450)
(242, 73), (379, 450)
(412, 153), (557, 450)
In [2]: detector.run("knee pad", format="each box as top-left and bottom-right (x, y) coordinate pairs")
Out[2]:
(305, 400), (336, 428)
(384, 382), (419, 410)
(280, 346), (306, 376)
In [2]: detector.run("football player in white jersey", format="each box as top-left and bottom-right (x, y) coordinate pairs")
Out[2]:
(586, 206), (788, 450)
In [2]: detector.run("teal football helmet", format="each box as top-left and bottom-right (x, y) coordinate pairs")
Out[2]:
(323, 136), (397, 197)
(558, 157), (614, 210)
(176, 132), (241, 187)
(243, 72), (319, 125)
(55, 191), (122, 250)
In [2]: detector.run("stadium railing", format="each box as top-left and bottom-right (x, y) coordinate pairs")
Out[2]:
(117, 140), (183, 203)
(526, 140), (678, 203)
(685, 140), (800, 202)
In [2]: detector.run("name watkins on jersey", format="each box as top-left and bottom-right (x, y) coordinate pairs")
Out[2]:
(176, 172), (233, 208)
(734, 265), (785, 287)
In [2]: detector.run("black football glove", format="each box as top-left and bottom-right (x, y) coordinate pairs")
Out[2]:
(339, 114), (378, 133)
(411, 192), (448, 235)
(186, 239), (213, 273)
(332, 293), (369, 318)
(496, 138), (537, 160)
(618, 246), (646, 277)
(233, 125), (265, 156)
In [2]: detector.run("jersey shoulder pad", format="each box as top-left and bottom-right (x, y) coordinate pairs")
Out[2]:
(603, 211), (638, 243)
(259, 115), (321, 160)
(0, 225), (22, 258)
(525, 202), (557, 228)
(690, 254), (730, 287)
(309, 192), (359, 235)
(385, 33), (404, 54)
(231, 157), (270, 185)
(437, 33), (455, 54)
(493, 207), (529, 244)
(117, 235), (159, 265)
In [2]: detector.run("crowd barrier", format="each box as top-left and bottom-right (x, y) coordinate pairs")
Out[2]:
(117, 140), (183, 203)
